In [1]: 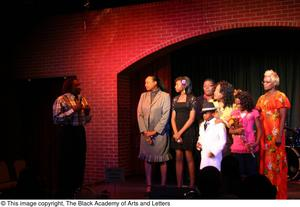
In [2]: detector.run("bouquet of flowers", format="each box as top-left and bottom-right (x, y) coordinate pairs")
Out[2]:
(229, 117), (243, 129)
(229, 115), (255, 158)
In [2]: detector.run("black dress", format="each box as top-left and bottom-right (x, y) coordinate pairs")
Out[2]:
(171, 95), (197, 151)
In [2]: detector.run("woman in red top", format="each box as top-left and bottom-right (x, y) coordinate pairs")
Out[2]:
(256, 69), (291, 199)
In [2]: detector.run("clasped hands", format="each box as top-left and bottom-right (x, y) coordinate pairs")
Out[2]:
(73, 101), (91, 115)
(173, 132), (183, 144)
(143, 131), (157, 145)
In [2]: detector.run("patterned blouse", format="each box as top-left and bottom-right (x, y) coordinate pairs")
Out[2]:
(53, 93), (91, 126)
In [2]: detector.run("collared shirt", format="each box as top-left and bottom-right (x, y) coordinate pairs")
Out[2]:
(150, 89), (160, 103)
(53, 93), (91, 126)
(204, 121), (209, 130)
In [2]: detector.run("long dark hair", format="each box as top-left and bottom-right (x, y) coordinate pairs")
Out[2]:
(150, 75), (165, 92)
(217, 80), (234, 108)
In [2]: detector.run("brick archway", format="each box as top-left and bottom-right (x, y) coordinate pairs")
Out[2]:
(118, 22), (300, 74)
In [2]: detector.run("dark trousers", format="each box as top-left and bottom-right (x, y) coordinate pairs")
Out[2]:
(222, 132), (233, 157)
(57, 125), (86, 198)
(232, 153), (258, 177)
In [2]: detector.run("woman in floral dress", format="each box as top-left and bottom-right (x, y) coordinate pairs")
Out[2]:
(256, 69), (291, 199)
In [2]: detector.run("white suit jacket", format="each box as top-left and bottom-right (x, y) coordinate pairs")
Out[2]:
(197, 118), (226, 170)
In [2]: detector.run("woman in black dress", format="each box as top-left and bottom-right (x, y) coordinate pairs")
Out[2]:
(171, 76), (197, 188)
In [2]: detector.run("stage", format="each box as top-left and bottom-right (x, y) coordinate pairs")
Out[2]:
(76, 175), (300, 199)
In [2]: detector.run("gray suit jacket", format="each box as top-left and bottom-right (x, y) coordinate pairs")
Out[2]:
(137, 90), (171, 135)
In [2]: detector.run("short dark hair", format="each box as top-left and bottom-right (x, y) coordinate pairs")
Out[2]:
(62, 77), (77, 94)
(203, 78), (215, 85)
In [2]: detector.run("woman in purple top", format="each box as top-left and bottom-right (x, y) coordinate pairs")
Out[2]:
(229, 91), (262, 177)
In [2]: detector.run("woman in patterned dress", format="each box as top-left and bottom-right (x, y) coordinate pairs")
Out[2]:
(256, 69), (291, 199)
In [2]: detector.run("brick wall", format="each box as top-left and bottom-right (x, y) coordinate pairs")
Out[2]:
(12, 0), (300, 183)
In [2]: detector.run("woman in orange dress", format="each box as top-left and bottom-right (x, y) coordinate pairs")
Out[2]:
(256, 69), (291, 199)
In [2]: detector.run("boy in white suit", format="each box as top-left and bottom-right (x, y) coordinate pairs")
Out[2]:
(196, 102), (227, 171)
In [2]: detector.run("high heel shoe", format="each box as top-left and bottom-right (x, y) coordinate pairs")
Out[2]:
(146, 185), (151, 193)
(144, 185), (152, 198)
